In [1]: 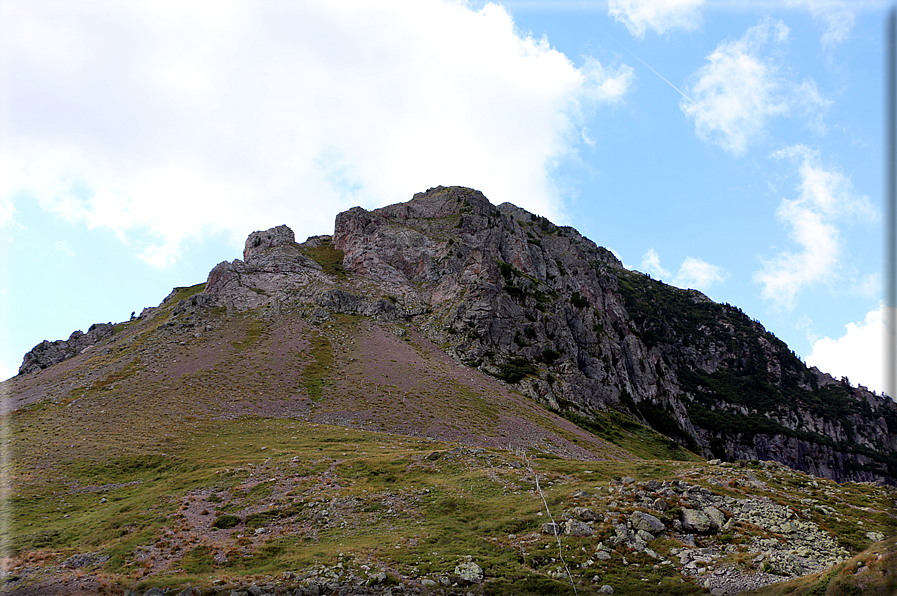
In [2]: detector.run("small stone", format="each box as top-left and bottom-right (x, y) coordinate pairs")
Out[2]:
(599, 585), (614, 594)
(541, 522), (561, 536)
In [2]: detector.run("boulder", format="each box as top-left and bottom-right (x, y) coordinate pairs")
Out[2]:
(565, 519), (594, 537)
(703, 506), (725, 531)
(681, 509), (712, 533)
(573, 506), (600, 521)
(630, 511), (665, 534)
(454, 561), (484, 584)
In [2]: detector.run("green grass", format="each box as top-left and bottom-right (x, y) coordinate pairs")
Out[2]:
(6, 376), (895, 596)
(302, 240), (347, 279)
(169, 283), (206, 302)
(558, 408), (702, 462)
(303, 331), (332, 399)
(231, 319), (266, 351)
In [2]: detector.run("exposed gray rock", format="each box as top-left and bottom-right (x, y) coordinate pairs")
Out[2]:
(630, 511), (665, 534)
(681, 509), (712, 533)
(19, 323), (115, 375)
(565, 519), (594, 536)
(573, 506), (600, 521)
(244, 225), (295, 260)
(454, 561), (483, 584)
(704, 506), (726, 531)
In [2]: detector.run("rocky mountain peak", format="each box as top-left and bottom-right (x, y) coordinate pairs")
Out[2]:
(15, 186), (897, 485)
(243, 224), (295, 261)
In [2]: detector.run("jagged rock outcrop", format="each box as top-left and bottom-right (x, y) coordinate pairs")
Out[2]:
(169, 186), (897, 484)
(18, 185), (897, 484)
(18, 323), (115, 375)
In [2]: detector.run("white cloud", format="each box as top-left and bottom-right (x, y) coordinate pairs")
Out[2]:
(1, 1), (634, 268)
(755, 145), (875, 310)
(785, 0), (855, 50)
(806, 304), (894, 397)
(639, 249), (726, 291)
(681, 17), (830, 156)
(674, 256), (727, 289)
(640, 248), (671, 278)
(608, 0), (704, 38)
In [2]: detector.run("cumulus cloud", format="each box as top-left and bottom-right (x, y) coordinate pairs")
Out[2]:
(639, 249), (726, 291)
(0, 1), (634, 267)
(755, 145), (875, 310)
(640, 248), (671, 278)
(608, 0), (704, 38)
(806, 304), (893, 397)
(681, 17), (831, 156)
(675, 256), (727, 289)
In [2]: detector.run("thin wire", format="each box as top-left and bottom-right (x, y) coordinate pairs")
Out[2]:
(524, 453), (578, 595)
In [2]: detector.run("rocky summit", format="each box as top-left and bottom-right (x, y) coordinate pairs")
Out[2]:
(4, 186), (897, 595)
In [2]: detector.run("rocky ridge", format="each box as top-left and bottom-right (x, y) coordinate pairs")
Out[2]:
(17, 186), (897, 486)
(202, 186), (896, 484)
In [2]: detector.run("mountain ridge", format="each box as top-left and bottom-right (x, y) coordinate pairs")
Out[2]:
(15, 185), (897, 486)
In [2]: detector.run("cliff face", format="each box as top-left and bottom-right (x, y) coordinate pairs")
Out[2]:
(330, 186), (897, 484)
(19, 186), (897, 483)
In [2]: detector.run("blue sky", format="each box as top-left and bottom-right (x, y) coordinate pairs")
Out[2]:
(1, 0), (893, 398)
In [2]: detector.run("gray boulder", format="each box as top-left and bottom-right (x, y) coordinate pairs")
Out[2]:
(630, 511), (665, 534)
(681, 508), (712, 533)
(703, 506), (725, 531)
(565, 519), (594, 536)
(573, 506), (600, 521)
(454, 561), (484, 584)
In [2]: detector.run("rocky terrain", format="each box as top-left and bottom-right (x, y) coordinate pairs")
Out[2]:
(4, 185), (897, 595)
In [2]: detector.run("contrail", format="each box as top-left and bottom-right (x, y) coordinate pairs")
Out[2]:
(602, 30), (696, 105)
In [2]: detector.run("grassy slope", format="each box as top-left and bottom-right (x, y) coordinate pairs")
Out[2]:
(3, 290), (896, 595)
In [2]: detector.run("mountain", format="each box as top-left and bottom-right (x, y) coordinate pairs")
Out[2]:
(5, 186), (897, 595)
(15, 186), (897, 485)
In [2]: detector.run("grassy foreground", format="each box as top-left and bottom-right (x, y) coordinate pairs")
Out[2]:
(4, 414), (896, 595)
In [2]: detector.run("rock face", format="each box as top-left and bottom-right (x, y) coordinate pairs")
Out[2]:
(18, 323), (115, 375)
(18, 185), (897, 485)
